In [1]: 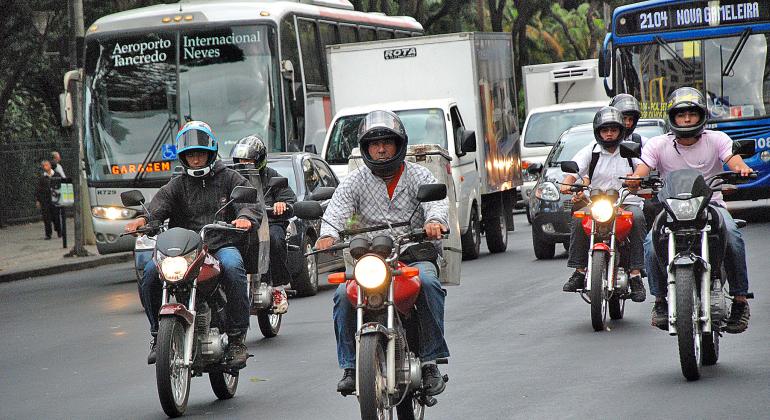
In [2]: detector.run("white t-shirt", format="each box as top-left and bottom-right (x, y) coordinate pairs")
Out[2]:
(571, 142), (643, 205)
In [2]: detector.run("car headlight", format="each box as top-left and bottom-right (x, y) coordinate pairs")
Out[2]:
(591, 200), (614, 223)
(534, 182), (560, 202)
(354, 255), (389, 289)
(157, 250), (197, 282)
(92, 206), (138, 220)
(665, 197), (704, 221)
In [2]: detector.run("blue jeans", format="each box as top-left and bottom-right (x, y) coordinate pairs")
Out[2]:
(645, 206), (749, 297)
(141, 246), (250, 335)
(333, 261), (450, 369)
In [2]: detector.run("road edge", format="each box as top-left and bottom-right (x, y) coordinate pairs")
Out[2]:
(0, 253), (132, 283)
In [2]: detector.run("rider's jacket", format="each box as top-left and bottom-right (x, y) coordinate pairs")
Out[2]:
(258, 167), (297, 224)
(145, 160), (261, 252)
(320, 162), (448, 241)
(571, 142), (643, 206)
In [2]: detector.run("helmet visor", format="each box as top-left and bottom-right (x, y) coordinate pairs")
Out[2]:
(358, 110), (406, 141)
(668, 87), (705, 109)
(178, 129), (215, 150)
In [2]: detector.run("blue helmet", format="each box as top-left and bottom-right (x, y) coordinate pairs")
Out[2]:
(176, 121), (218, 177)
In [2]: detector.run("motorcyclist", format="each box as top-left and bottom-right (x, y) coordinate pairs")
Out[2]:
(230, 135), (297, 313)
(610, 93), (646, 146)
(314, 110), (450, 397)
(628, 87), (753, 333)
(559, 106), (647, 302)
(125, 121), (260, 368)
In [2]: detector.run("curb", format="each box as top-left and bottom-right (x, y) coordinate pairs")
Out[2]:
(0, 253), (133, 283)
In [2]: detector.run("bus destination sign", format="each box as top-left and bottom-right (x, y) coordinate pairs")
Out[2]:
(616, 1), (768, 35)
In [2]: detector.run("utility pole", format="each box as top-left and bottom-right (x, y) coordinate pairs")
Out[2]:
(65, 0), (90, 257)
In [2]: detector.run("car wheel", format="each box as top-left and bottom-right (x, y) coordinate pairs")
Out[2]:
(532, 230), (555, 260)
(292, 233), (318, 297)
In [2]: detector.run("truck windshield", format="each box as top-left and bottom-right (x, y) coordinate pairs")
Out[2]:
(84, 24), (282, 183)
(325, 108), (448, 164)
(617, 33), (770, 120)
(523, 107), (600, 147)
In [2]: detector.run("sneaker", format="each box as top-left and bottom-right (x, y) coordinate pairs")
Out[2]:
(651, 300), (668, 331)
(421, 363), (446, 396)
(272, 287), (289, 314)
(147, 337), (157, 365)
(563, 270), (585, 292)
(629, 275), (647, 303)
(337, 368), (356, 394)
(225, 334), (248, 369)
(723, 300), (750, 334)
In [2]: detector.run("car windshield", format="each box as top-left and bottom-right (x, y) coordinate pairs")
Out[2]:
(616, 33), (770, 120)
(523, 107), (602, 147)
(549, 130), (595, 166)
(84, 24), (282, 183)
(266, 158), (297, 194)
(325, 108), (447, 164)
(635, 123), (667, 139)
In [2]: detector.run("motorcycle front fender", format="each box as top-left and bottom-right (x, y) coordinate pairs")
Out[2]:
(356, 322), (390, 340)
(159, 303), (194, 326)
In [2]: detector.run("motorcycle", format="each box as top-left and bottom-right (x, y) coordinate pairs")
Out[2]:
(560, 161), (642, 331)
(619, 141), (755, 381)
(295, 183), (449, 420)
(121, 186), (259, 417)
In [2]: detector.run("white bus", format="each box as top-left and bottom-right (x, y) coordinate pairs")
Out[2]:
(80, 0), (423, 254)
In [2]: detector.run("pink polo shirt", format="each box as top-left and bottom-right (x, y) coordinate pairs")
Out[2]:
(641, 130), (733, 205)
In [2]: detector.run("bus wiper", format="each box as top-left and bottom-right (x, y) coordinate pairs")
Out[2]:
(722, 29), (751, 77)
(654, 36), (694, 73)
(133, 117), (176, 185)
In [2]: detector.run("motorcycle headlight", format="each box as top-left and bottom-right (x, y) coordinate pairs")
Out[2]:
(157, 250), (197, 282)
(665, 197), (704, 221)
(91, 206), (138, 220)
(354, 255), (390, 289)
(534, 182), (560, 202)
(591, 200), (614, 223)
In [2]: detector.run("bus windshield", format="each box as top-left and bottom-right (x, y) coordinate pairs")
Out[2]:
(617, 32), (770, 121)
(84, 24), (282, 183)
(325, 108), (448, 164)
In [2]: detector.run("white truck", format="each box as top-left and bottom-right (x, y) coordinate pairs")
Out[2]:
(322, 32), (522, 259)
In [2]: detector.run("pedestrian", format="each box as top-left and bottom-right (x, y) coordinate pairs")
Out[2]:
(51, 151), (66, 178)
(35, 160), (62, 240)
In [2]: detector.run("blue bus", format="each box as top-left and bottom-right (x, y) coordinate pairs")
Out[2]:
(598, 0), (770, 200)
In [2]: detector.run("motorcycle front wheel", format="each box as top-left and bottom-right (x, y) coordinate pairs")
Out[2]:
(209, 370), (238, 400)
(675, 266), (702, 381)
(358, 334), (391, 420)
(590, 252), (608, 331)
(156, 317), (191, 417)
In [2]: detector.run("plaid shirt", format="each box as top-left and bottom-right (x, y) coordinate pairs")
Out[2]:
(320, 162), (449, 241)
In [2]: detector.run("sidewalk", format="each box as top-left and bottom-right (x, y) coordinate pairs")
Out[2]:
(0, 217), (132, 282)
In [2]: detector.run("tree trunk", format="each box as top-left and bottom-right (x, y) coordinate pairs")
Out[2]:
(547, 7), (584, 60)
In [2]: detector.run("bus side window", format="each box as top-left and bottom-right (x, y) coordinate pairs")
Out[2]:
(395, 31), (410, 39)
(297, 18), (324, 89)
(340, 24), (357, 43)
(319, 21), (339, 85)
(359, 26), (376, 42)
(281, 15), (303, 151)
(377, 29), (394, 40)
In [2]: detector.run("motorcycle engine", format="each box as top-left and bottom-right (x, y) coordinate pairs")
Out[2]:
(200, 327), (228, 361)
(711, 287), (727, 322)
(615, 267), (629, 293)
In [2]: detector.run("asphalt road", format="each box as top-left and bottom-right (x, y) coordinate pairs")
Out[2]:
(2, 204), (770, 419)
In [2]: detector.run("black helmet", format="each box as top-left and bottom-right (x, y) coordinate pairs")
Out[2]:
(593, 106), (625, 149)
(230, 135), (267, 169)
(667, 87), (707, 139)
(357, 110), (408, 177)
(609, 93), (641, 134)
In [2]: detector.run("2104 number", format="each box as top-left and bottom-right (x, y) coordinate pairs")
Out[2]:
(640, 11), (669, 30)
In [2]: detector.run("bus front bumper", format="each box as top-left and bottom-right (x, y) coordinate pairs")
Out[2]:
(92, 218), (136, 254)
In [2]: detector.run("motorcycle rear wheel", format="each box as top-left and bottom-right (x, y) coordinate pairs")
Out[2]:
(609, 294), (624, 320)
(257, 311), (282, 338)
(156, 317), (191, 417)
(675, 266), (702, 381)
(209, 370), (238, 400)
(358, 334), (391, 420)
(590, 252), (608, 331)
(396, 390), (425, 420)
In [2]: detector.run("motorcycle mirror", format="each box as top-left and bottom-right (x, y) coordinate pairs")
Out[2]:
(267, 176), (289, 189)
(526, 162), (543, 174)
(293, 201), (324, 220)
(230, 185), (259, 203)
(416, 184), (447, 203)
(733, 140), (756, 158)
(307, 186), (335, 201)
(559, 161), (579, 174)
(619, 141), (642, 159)
(121, 190), (145, 207)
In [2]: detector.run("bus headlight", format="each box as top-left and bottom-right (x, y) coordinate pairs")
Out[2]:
(92, 206), (138, 220)
(354, 255), (389, 289)
(591, 200), (614, 223)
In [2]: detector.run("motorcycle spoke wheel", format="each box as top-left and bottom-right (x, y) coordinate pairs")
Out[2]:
(209, 370), (239, 400)
(257, 311), (282, 338)
(590, 252), (608, 331)
(156, 318), (191, 417)
(396, 391), (425, 420)
(358, 335), (391, 420)
(675, 266), (702, 381)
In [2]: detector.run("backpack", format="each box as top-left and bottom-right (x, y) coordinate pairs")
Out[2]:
(588, 147), (635, 180)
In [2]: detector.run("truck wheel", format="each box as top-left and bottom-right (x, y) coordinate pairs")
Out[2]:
(532, 230), (555, 260)
(484, 199), (508, 253)
(503, 191), (515, 232)
(460, 206), (481, 260)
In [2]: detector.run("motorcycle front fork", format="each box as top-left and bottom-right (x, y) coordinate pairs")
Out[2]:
(161, 281), (199, 367)
(584, 221), (617, 292)
(355, 282), (398, 396)
(666, 226), (711, 336)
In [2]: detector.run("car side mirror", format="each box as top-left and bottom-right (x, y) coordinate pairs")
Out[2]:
(293, 201), (324, 220)
(619, 141), (642, 159)
(307, 186), (335, 201)
(416, 184), (447, 202)
(560, 161), (579, 174)
(230, 185), (259, 203)
(733, 140), (755, 158)
(121, 190), (145, 207)
(267, 176), (288, 189)
(461, 129), (476, 153)
(526, 162), (543, 174)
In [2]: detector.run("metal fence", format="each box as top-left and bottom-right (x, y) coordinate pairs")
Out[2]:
(0, 143), (79, 226)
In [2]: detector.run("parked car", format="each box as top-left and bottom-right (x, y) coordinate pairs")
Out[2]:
(527, 119), (667, 259)
(267, 152), (345, 296)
